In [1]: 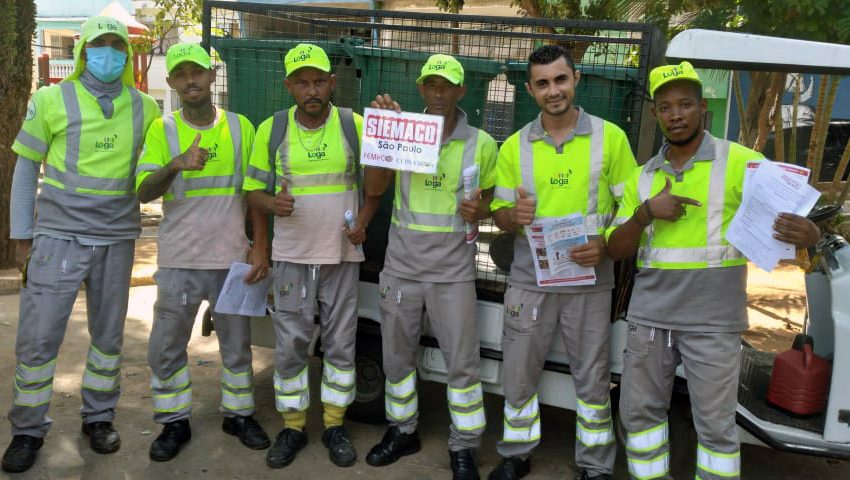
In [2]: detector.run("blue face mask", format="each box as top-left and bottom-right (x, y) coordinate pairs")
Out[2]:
(85, 46), (128, 83)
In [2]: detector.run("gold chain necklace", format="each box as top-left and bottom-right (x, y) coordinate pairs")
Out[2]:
(295, 117), (328, 153)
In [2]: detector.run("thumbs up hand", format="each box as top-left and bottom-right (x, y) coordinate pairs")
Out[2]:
(510, 186), (536, 226)
(169, 133), (208, 173)
(274, 178), (295, 217)
(648, 178), (702, 222)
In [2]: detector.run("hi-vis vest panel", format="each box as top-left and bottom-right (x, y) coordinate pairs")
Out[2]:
(392, 129), (480, 233)
(160, 111), (245, 200)
(635, 139), (748, 269)
(518, 116), (608, 234)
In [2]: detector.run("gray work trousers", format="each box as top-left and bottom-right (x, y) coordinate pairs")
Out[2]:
(9, 236), (134, 438)
(148, 268), (254, 424)
(497, 287), (615, 476)
(619, 323), (742, 480)
(271, 262), (359, 414)
(378, 272), (485, 452)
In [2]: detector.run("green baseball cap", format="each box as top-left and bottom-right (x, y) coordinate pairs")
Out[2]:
(649, 61), (702, 98)
(81, 15), (129, 46)
(284, 43), (331, 76)
(166, 43), (212, 74)
(416, 54), (464, 85)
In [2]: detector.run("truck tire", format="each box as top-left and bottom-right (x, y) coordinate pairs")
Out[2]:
(346, 332), (386, 424)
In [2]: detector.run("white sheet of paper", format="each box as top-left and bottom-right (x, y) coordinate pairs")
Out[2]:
(743, 161), (811, 259)
(360, 108), (444, 173)
(526, 214), (596, 287)
(213, 262), (273, 317)
(462, 164), (480, 244)
(727, 161), (821, 272)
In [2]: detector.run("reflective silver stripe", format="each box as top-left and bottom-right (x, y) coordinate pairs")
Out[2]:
(611, 181), (626, 198)
(221, 391), (254, 411)
(494, 185), (516, 203)
(447, 383), (483, 408)
(182, 175), (238, 190)
(386, 395), (418, 421)
(636, 163), (657, 265)
(151, 366), (190, 390)
(451, 408), (486, 431)
(163, 114), (186, 198)
(88, 345), (121, 372)
(706, 141), (731, 267)
(576, 398), (610, 423)
(222, 368), (252, 389)
(577, 424), (614, 446)
(627, 422), (668, 452)
(518, 123), (536, 196)
(82, 369), (120, 392)
(323, 362), (355, 388)
(275, 367), (309, 393)
(697, 445), (740, 476)
(628, 453), (670, 480)
(43, 164), (132, 191)
(136, 162), (162, 173)
(246, 165), (272, 185)
(274, 370), (310, 411)
(321, 383), (355, 407)
(16, 129), (48, 154)
(641, 245), (744, 264)
(60, 82), (82, 178)
(153, 389), (192, 413)
(14, 383), (53, 407)
(504, 394), (539, 421)
(394, 130), (478, 232)
(503, 417), (541, 442)
(225, 111), (243, 189)
(586, 116), (604, 232)
(129, 87), (144, 172)
(15, 360), (57, 384)
(386, 370), (416, 398)
(280, 171), (355, 188)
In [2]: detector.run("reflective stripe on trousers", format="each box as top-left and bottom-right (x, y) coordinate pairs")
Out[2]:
(696, 444), (740, 479)
(221, 366), (254, 414)
(13, 360), (58, 408)
(82, 345), (121, 393)
(163, 111), (244, 199)
(151, 365), (192, 414)
(502, 394), (541, 443)
(385, 370), (418, 422)
(447, 382), (486, 433)
(636, 140), (744, 267)
(518, 116), (606, 232)
(51, 82), (144, 193)
(393, 129), (479, 231)
(575, 398), (614, 447)
(274, 366), (310, 412)
(321, 360), (355, 407)
(626, 422), (670, 479)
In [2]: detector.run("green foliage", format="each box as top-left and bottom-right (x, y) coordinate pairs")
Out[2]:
(134, 0), (202, 56)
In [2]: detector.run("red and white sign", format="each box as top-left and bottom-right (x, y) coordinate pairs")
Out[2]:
(360, 108), (444, 174)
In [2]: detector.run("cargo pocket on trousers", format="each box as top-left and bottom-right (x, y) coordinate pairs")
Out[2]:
(624, 322), (650, 358)
(502, 286), (539, 337)
(273, 263), (303, 314)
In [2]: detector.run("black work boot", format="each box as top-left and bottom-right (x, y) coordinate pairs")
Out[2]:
(577, 470), (613, 480)
(365, 426), (421, 467)
(81, 421), (121, 454)
(149, 420), (191, 462)
(322, 426), (357, 467)
(450, 449), (480, 480)
(487, 456), (531, 480)
(266, 428), (307, 468)
(1, 435), (44, 473)
(222, 415), (271, 450)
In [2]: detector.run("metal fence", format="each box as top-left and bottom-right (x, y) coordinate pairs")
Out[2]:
(203, 1), (663, 300)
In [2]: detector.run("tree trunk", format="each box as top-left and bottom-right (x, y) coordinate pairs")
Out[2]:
(0, 0), (36, 268)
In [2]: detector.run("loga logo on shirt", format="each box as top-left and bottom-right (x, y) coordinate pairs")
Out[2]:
(206, 142), (220, 161)
(95, 134), (118, 152)
(549, 169), (573, 188)
(306, 143), (328, 161)
(424, 172), (446, 191)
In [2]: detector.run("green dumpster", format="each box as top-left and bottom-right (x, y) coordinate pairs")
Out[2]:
(344, 39), (504, 129)
(211, 38), (357, 127)
(505, 61), (639, 133)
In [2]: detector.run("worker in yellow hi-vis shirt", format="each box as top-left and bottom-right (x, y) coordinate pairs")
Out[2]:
(243, 43), (382, 470)
(3, 16), (160, 474)
(489, 45), (636, 480)
(134, 43), (271, 463)
(607, 62), (820, 480)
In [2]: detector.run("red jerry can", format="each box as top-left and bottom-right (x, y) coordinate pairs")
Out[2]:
(767, 342), (830, 416)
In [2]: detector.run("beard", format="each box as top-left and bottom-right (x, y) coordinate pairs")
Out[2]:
(664, 125), (702, 146)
